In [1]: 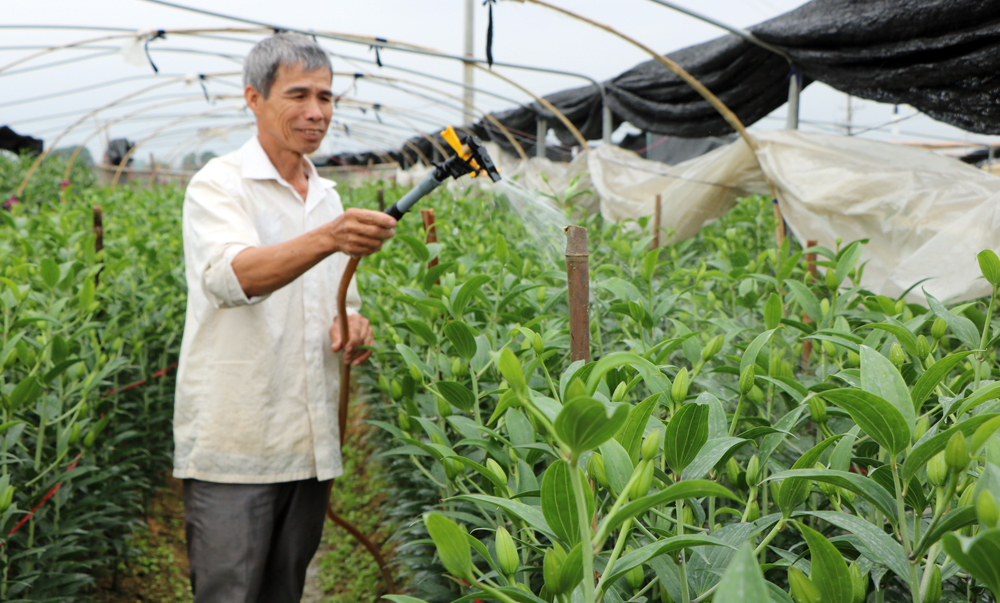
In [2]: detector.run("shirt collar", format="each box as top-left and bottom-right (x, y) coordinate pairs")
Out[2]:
(240, 136), (336, 190)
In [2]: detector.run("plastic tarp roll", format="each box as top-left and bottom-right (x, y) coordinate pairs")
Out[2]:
(753, 131), (1000, 303)
(587, 141), (767, 242)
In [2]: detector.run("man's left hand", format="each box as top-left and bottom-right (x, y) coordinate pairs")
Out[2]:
(330, 314), (375, 366)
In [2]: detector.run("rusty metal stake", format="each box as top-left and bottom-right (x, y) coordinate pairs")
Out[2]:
(93, 206), (104, 286)
(652, 193), (662, 249)
(421, 208), (438, 271)
(800, 239), (817, 371)
(565, 225), (591, 363)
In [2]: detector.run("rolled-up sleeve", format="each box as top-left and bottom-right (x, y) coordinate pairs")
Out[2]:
(184, 176), (270, 308)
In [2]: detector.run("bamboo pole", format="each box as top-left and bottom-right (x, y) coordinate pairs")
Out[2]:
(652, 193), (662, 249)
(565, 226), (591, 363)
(93, 206), (104, 286)
(421, 208), (439, 272)
(801, 239), (818, 371)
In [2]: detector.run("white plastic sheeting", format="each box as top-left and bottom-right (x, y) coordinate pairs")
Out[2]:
(395, 131), (1000, 303)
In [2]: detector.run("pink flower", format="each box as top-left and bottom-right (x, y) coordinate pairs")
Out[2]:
(60, 181), (71, 188)
(2, 196), (18, 210)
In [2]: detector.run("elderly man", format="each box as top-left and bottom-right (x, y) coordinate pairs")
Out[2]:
(173, 33), (396, 602)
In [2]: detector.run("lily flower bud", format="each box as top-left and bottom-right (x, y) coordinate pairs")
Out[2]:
(588, 453), (608, 488)
(927, 452), (948, 487)
(543, 545), (567, 594)
(641, 429), (662, 461)
(931, 317), (948, 340)
(945, 432), (970, 475)
(495, 526), (519, 577)
(701, 335), (724, 363)
(890, 343), (906, 368)
(739, 365), (755, 396)
(978, 490), (1000, 529)
(746, 455), (761, 487)
(671, 368), (690, 403)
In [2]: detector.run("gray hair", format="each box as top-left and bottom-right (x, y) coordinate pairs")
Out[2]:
(243, 33), (332, 98)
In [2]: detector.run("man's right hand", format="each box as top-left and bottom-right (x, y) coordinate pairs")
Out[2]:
(326, 208), (397, 257)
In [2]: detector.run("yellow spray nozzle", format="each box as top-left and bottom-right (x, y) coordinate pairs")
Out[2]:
(441, 126), (466, 158)
(440, 126), (482, 176)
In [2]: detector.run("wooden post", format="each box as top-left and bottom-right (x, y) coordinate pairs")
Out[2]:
(801, 239), (817, 371)
(93, 206), (104, 286)
(420, 208), (438, 271)
(377, 186), (385, 212)
(565, 226), (591, 363)
(652, 193), (662, 249)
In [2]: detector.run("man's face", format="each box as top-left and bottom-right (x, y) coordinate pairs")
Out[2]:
(246, 62), (333, 155)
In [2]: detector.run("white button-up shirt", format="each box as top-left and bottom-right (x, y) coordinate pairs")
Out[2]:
(173, 136), (360, 484)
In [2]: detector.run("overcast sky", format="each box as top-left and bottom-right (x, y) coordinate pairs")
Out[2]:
(3, 0), (998, 165)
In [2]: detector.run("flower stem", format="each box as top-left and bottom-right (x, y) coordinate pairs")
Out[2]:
(594, 518), (632, 601)
(729, 393), (746, 437)
(677, 499), (690, 603)
(569, 458), (596, 603)
(891, 458), (921, 602)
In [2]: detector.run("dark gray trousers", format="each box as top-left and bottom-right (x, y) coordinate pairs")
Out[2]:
(183, 478), (331, 603)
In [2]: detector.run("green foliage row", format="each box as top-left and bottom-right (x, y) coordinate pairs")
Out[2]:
(1, 155), (185, 600)
(344, 181), (1000, 603)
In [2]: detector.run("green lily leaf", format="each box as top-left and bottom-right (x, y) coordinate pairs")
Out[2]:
(786, 279), (822, 323)
(859, 344), (914, 434)
(558, 542), (585, 595)
(793, 521), (853, 603)
(616, 394), (658, 465)
(435, 381), (475, 412)
(798, 511), (910, 588)
(913, 506), (977, 557)
(449, 494), (554, 541)
(40, 257), (60, 289)
(424, 512), (473, 581)
(926, 289), (981, 349)
(600, 438), (635, 496)
(541, 460), (593, 546)
(771, 469), (897, 525)
(942, 528), (1000, 597)
(602, 480), (739, 536)
(399, 319), (437, 346)
(443, 320), (478, 360)
(8, 376), (42, 411)
(396, 234), (429, 262)
(740, 328), (780, 375)
(554, 396), (629, 457)
(713, 542), (770, 602)
(861, 323), (919, 357)
(681, 436), (751, 482)
(663, 402), (709, 474)
(451, 274), (492, 317)
(820, 388), (910, 456)
(606, 534), (733, 587)
(953, 382), (1000, 418)
(775, 435), (844, 517)
(912, 350), (976, 411)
